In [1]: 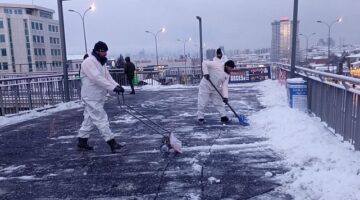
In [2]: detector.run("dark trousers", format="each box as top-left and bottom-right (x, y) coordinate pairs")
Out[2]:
(127, 75), (135, 93)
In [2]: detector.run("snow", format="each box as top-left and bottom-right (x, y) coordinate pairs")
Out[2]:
(252, 79), (360, 200)
(1, 80), (360, 199)
(0, 101), (83, 128)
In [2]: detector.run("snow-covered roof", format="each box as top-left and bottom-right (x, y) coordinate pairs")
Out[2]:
(346, 53), (360, 58)
(351, 60), (360, 66)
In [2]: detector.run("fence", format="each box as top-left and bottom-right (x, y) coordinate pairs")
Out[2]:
(273, 63), (360, 150)
(0, 65), (271, 116)
(0, 73), (80, 116)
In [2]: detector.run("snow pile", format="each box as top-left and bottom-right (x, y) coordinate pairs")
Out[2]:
(140, 83), (197, 91)
(251, 79), (360, 200)
(0, 101), (82, 128)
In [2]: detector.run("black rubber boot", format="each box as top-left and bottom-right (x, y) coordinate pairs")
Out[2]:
(78, 138), (94, 150)
(107, 139), (125, 153)
(220, 116), (230, 123)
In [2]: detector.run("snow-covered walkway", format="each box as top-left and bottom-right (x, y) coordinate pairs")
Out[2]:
(0, 80), (359, 199)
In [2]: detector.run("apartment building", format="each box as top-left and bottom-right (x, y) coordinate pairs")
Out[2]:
(0, 3), (62, 73)
(271, 17), (300, 63)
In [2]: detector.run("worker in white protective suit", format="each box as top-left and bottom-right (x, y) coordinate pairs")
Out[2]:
(77, 41), (125, 153)
(213, 48), (228, 63)
(197, 60), (235, 124)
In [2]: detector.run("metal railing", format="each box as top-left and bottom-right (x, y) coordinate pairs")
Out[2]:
(0, 73), (80, 116)
(273, 63), (360, 150)
(0, 66), (271, 116)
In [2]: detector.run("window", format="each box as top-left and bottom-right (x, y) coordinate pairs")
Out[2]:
(0, 35), (5, 43)
(1, 49), (6, 56)
(41, 36), (44, 43)
(33, 35), (36, 43)
(42, 49), (45, 55)
(4, 9), (12, 14)
(35, 23), (39, 30)
(39, 23), (43, 30)
(0, 21), (3, 29)
(34, 48), (38, 56)
(55, 26), (59, 32)
(48, 25), (51, 31)
(39, 10), (52, 19)
(3, 62), (8, 70)
(32, 22), (35, 29)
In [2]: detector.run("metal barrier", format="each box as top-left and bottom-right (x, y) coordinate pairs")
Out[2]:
(0, 73), (80, 116)
(1, 66), (270, 116)
(273, 63), (360, 150)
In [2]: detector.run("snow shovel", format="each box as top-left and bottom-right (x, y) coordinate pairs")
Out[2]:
(117, 94), (183, 153)
(207, 79), (250, 126)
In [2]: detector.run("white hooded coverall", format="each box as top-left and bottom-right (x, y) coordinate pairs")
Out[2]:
(78, 55), (119, 142)
(197, 60), (230, 120)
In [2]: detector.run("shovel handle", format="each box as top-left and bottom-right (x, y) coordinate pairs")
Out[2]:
(206, 79), (240, 119)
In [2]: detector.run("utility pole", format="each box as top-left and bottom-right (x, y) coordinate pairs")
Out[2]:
(57, 0), (70, 101)
(290, 0), (298, 78)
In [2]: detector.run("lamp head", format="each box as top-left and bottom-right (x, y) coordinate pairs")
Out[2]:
(90, 4), (96, 11)
(337, 17), (342, 23)
(161, 28), (166, 33)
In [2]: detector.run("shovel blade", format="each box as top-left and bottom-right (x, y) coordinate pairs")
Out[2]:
(238, 114), (250, 126)
(170, 132), (182, 153)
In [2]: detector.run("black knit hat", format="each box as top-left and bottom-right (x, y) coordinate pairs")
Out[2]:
(216, 48), (222, 55)
(93, 41), (108, 52)
(224, 60), (235, 68)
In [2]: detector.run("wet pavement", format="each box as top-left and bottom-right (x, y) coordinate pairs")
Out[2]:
(0, 85), (292, 199)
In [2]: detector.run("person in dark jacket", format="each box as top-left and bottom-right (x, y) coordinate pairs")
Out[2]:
(124, 56), (136, 94)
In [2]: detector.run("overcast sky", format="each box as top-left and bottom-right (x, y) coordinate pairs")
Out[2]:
(5, 0), (360, 56)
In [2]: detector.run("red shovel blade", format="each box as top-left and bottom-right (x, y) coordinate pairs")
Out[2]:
(170, 132), (182, 153)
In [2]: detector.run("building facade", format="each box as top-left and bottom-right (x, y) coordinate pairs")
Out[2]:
(0, 3), (62, 73)
(271, 18), (300, 63)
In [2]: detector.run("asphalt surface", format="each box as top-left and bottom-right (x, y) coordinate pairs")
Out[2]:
(0, 85), (292, 199)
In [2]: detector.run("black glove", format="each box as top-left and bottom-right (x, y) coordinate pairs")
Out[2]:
(113, 85), (124, 94)
(223, 98), (228, 104)
(204, 74), (210, 80)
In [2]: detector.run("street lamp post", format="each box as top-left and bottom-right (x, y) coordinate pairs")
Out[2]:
(145, 28), (165, 66)
(57, 0), (69, 102)
(290, 0), (299, 78)
(177, 38), (191, 85)
(68, 4), (95, 54)
(196, 16), (203, 75)
(299, 33), (316, 63)
(317, 17), (342, 72)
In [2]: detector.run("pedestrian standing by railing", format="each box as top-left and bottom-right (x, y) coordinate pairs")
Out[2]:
(77, 41), (126, 153)
(124, 56), (136, 94)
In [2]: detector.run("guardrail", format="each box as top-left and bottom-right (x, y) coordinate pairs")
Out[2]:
(0, 65), (271, 116)
(272, 63), (360, 150)
(0, 73), (80, 116)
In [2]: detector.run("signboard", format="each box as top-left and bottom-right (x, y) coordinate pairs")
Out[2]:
(229, 66), (270, 83)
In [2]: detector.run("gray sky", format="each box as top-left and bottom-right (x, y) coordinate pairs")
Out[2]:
(6, 0), (360, 56)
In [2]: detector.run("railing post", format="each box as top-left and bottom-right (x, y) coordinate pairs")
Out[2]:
(27, 79), (33, 110)
(39, 82), (45, 106)
(59, 79), (64, 102)
(14, 85), (19, 113)
(0, 83), (4, 116)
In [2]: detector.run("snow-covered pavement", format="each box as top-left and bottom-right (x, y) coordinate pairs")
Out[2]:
(0, 80), (359, 199)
